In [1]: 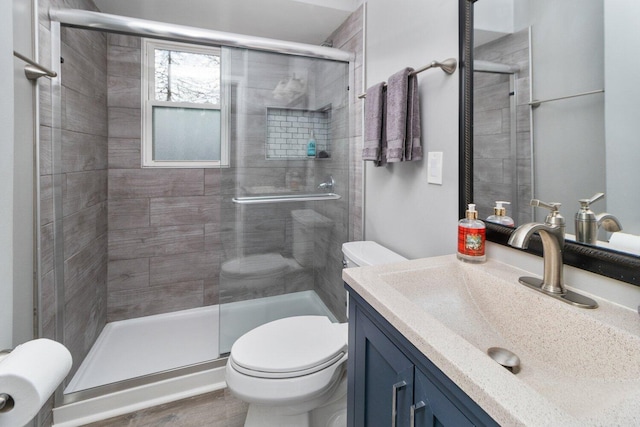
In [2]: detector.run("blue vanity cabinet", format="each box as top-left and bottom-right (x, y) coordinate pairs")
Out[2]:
(346, 287), (499, 427)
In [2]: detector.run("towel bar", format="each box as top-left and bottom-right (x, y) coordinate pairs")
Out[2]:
(232, 193), (341, 204)
(13, 51), (58, 81)
(358, 58), (457, 99)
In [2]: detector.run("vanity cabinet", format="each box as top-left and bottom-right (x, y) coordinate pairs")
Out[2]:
(347, 288), (498, 427)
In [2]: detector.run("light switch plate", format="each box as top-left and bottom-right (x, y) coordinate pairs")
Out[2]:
(427, 151), (443, 184)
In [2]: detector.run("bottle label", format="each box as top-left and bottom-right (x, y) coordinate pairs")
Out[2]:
(458, 225), (485, 256)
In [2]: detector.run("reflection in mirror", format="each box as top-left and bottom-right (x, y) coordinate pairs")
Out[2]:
(460, 0), (640, 286)
(471, 0), (640, 256)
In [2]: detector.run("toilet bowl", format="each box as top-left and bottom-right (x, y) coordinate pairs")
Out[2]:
(225, 241), (406, 427)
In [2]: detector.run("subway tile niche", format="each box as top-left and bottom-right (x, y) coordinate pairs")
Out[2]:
(266, 107), (331, 159)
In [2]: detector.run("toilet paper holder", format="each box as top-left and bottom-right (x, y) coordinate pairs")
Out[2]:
(0, 349), (13, 412)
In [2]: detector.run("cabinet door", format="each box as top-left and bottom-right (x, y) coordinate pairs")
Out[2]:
(412, 368), (474, 427)
(352, 305), (414, 427)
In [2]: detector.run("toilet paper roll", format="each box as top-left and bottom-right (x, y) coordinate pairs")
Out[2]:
(608, 232), (640, 256)
(0, 339), (72, 427)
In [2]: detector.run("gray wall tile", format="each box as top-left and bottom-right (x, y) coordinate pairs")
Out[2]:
(108, 169), (204, 199)
(108, 225), (204, 260)
(108, 198), (150, 230)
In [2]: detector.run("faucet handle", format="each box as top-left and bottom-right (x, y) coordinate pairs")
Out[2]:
(530, 199), (565, 227)
(579, 192), (604, 208)
(530, 199), (560, 212)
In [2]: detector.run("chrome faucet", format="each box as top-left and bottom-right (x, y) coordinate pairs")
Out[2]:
(575, 193), (623, 244)
(317, 175), (335, 192)
(508, 199), (598, 309)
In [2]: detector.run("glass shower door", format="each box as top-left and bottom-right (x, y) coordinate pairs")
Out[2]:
(218, 47), (350, 354)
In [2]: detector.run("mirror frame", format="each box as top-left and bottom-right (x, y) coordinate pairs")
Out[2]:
(458, 0), (640, 287)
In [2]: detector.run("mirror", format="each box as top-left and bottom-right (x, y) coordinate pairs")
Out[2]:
(459, 0), (640, 286)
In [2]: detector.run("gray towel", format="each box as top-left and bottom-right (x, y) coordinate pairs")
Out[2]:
(385, 68), (412, 162)
(363, 82), (386, 166)
(386, 68), (423, 162)
(406, 72), (422, 161)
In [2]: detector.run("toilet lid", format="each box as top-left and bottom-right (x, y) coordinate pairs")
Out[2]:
(230, 316), (347, 379)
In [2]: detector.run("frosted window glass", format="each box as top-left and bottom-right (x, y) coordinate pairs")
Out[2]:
(152, 107), (221, 161)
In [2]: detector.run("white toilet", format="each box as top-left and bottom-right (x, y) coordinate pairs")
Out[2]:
(225, 241), (406, 427)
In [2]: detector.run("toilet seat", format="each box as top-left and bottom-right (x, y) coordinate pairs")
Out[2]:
(230, 316), (347, 379)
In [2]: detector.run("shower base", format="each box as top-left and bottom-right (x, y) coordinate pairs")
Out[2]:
(55, 290), (335, 426)
(64, 290), (336, 394)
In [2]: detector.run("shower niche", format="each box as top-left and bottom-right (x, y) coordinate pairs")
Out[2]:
(266, 107), (332, 159)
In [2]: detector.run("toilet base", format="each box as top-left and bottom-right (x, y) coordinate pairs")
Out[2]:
(242, 376), (347, 427)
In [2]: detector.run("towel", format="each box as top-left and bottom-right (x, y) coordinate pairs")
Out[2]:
(363, 82), (386, 166)
(385, 68), (412, 162)
(385, 67), (423, 162)
(406, 72), (423, 161)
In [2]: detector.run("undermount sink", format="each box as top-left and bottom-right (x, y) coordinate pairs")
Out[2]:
(343, 255), (640, 425)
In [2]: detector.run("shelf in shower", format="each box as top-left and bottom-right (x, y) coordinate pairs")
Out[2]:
(232, 192), (341, 204)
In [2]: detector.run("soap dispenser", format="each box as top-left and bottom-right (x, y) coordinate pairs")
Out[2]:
(457, 203), (486, 263)
(487, 201), (515, 227)
(575, 193), (604, 245)
(307, 131), (316, 158)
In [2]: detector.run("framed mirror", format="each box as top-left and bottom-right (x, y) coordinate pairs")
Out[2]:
(459, 0), (640, 286)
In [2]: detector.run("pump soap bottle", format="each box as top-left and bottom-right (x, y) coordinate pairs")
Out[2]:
(307, 131), (316, 158)
(487, 201), (515, 227)
(457, 203), (486, 263)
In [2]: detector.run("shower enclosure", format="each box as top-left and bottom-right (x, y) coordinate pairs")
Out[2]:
(40, 8), (352, 406)
(472, 28), (532, 227)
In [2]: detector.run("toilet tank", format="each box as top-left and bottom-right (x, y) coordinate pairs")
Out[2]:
(342, 241), (407, 268)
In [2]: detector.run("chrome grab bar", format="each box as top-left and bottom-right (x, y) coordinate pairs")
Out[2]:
(391, 380), (407, 427)
(13, 50), (58, 81)
(232, 192), (341, 205)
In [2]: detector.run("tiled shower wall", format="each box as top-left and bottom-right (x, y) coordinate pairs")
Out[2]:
(266, 108), (330, 158)
(38, 0), (109, 385)
(473, 29), (531, 226)
(37, 0), (108, 424)
(314, 5), (364, 317)
(106, 34), (221, 322)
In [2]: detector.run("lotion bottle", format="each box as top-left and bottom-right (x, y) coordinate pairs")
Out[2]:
(486, 201), (515, 227)
(307, 131), (316, 158)
(457, 203), (486, 263)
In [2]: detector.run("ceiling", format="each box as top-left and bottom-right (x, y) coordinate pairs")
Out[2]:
(92, 0), (361, 45)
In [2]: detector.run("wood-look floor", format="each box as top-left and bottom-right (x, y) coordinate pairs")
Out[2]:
(85, 390), (247, 427)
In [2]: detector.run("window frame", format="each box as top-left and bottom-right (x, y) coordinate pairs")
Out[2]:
(141, 38), (229, 168)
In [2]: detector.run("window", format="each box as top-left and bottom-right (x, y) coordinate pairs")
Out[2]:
(142, 39), (228, 167)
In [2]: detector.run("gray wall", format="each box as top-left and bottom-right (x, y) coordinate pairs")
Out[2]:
(38, 0), (109, 384)
(106, 33), (355, 321)
(106, 34), (220, 322)
(1, 0), (15, 349)
(474, 29), (531, 226)
(364, 0), (459, 259)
